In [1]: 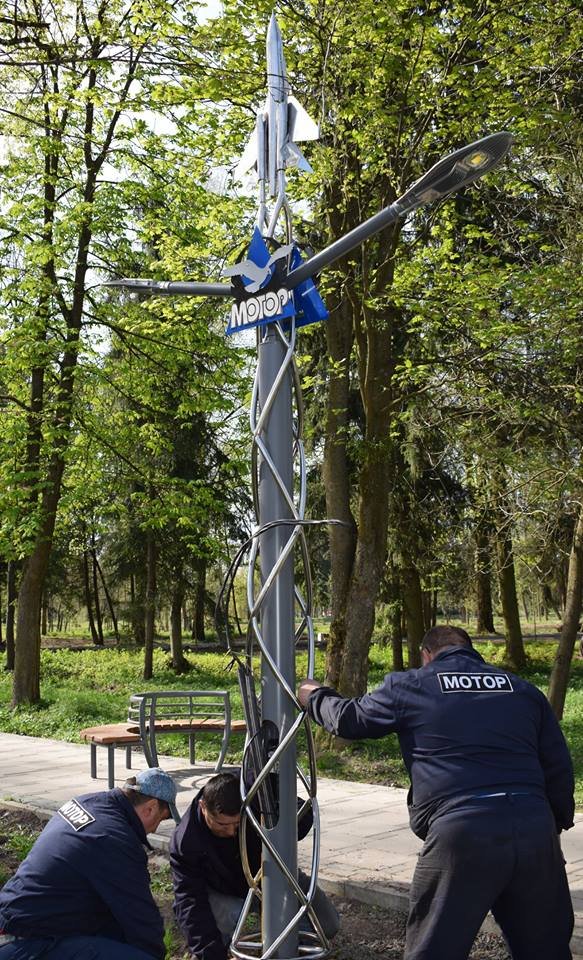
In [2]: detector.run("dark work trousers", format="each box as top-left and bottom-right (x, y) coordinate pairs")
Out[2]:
(0, 935), (156, 960)
(405, 793), (573, 960)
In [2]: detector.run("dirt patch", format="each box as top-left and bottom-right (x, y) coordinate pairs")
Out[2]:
(0, 803), (509, 959)
(329, 898), (508, 959)
(0, 806), (48, 884)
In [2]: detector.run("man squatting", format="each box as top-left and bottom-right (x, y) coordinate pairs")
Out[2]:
(0, 767), (178, 959)
(170, 772), (339, 960)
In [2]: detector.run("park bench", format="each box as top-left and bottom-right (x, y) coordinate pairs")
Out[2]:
(80, 690), (246, 790)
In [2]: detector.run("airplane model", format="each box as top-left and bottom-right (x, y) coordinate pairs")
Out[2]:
(106, 16), (513, 309)
(234, 12), (319, 239)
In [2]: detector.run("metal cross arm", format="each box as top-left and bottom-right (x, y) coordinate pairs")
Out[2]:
(286, 131), (514, 288)
(104, 277), (234, 298)
(105, 131), (513, 301)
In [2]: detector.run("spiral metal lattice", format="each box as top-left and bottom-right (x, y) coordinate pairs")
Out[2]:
(215, 180), (337, 957)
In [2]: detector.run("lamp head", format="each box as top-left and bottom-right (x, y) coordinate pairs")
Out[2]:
(402, 131), (514, 210)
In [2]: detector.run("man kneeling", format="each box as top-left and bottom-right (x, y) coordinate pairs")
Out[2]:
(170, 773), (339, 960)
(0, 768), (177, 959)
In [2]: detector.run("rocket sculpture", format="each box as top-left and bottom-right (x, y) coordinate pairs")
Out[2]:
(234, 13), (319, 236)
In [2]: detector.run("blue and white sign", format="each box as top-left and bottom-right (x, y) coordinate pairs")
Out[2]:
(225, 228), (328, 336)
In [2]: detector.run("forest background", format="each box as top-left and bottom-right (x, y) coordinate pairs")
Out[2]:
(0, 0), (581, 731)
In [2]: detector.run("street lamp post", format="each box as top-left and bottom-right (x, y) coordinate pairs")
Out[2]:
(108, 132), (513, 301)
(107, 19), (513, 960)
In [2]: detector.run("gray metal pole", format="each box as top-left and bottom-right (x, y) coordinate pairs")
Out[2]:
(257, 326), (298, 957)
(105, 278), (233, 297)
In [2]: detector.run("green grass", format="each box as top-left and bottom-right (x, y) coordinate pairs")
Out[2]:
(1, 641), (582, 805)
(0, 813), (43, 886)
(5, 827), (38, 860)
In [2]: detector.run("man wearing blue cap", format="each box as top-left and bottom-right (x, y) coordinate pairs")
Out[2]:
(0, 767), (178, 959)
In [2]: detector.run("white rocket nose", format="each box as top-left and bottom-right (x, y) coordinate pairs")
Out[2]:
(266, 12), (288, 102)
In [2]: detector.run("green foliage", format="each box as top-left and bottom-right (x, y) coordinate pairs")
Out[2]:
(0, 813), (43, 886)
(0, 648), (244, 755)
(1, 0), (582, 708)
(150, 858), (174, 896)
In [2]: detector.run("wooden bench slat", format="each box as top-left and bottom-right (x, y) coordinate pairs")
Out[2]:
(80, 724), (141, 745)
(80, 719), (247, 742)
(142, 718), (247, 733)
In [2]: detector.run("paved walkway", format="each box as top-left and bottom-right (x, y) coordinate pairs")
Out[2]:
(1, 731), (582, 955)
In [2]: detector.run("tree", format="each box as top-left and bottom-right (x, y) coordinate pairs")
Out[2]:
(191, 0), (582, 695)
(0, 0), (249, 700)
(0, 0), (185, 700)
(548, 499), (583, 719)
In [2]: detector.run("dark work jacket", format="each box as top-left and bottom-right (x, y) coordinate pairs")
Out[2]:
(170, 785), (313, 960)
(308, 646), (575, 839)
(0, 789), (165, 959)
(170, 789), (260, 960)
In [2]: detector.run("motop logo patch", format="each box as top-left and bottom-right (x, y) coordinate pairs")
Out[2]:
(437, 672), (514, 694)
(229, 286), (293, 331)
(58, 799), (96, 831)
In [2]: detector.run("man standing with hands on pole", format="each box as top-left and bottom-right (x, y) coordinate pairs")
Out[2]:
(298, 625), (574, 960)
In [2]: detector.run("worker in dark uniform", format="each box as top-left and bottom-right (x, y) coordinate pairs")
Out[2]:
(0, 767), (178, 959)
(170, 772), (339, 960)
(298, 625), (574, 960)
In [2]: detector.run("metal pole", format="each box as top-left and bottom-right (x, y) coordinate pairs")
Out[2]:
(257, 325), (298, 957)
(106, 278), (233, 297)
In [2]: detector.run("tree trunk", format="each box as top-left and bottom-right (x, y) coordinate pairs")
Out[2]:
(95, 554), (120, 644)
(390, 599), (404, 671)
(91, 538), (104, 645)
(130, 571), (145, 647)
(143, 531), (156, 681)
(323, 298), (357, 689)
(5, 561), (16, 670)
(192, 557), (207, 644)
(41, 591), (49, 637)
(320, 184), (400, 695)
(14, 455), (68, 703)
(337, 426), (392, 696)
(13, 555), (45, 703)
(422, 590), (432, 633)
(542, 583), (561, 620)
(496, 531), (526, 670)
(548, 503), (583, 719)
(214, 592), (230, 652)
(82, 551), (99, 644)
(475, 525), (496, 633)
(402, 565), (424, 669)
(13, 147), (92, 700)
(170, 577), (189, 673)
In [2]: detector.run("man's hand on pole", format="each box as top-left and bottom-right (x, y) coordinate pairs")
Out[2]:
(298, 679), (324, 709)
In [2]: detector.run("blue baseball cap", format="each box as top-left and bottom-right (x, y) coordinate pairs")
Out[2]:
(127, 768), (179, 822)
